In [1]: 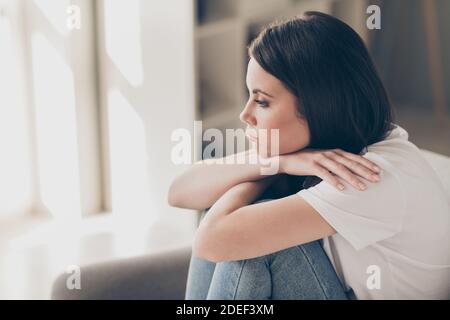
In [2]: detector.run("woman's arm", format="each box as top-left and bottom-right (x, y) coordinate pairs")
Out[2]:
(168, 147), (381, 211)
(197, 176), (278, 224)
(168, 149), (278, 210)
(192, 149), (383, 262)
(192, 177), (334, 262)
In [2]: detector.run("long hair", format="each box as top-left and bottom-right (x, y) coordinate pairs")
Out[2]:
(248, 11), (395, 191)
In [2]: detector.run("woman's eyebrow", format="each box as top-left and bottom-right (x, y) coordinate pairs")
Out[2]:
(252, 88), (274, 98)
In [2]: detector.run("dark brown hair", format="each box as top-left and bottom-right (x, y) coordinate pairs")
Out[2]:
(248, 11), (395, 192)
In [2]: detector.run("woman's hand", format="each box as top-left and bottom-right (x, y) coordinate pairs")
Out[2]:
(279, 148), (381, 191)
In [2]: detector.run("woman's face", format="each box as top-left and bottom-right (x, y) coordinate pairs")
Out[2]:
(240, 57), (310, 156)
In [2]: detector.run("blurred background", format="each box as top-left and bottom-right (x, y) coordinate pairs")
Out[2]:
(0, 0), (448, 299)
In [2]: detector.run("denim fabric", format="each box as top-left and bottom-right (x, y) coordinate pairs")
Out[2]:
(185, 200), (351, 300)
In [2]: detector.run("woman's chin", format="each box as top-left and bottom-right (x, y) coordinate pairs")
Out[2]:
(250, 140), (304, 157)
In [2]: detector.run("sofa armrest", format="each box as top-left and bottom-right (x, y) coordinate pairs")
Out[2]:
(51, 246), (192, 300)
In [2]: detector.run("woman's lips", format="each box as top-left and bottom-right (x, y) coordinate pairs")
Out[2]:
(245, 128), (258, 141)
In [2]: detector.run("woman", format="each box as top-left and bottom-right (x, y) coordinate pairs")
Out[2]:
(168, 11), (450, 300)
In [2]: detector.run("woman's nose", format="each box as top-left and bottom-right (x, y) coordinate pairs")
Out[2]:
(239, 103), (256, 126)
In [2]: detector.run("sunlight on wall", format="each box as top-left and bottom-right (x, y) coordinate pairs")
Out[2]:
(32, 0), (70, 36)
(104, 0), (143, 86)
(0, 251), (27, 299)
(31, 33), (81, 219)
(0, 11), (33, 216)
(107, 90), (155, 221)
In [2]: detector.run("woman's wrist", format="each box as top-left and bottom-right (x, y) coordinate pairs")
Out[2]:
(232, 148), (283, 179)
(276, 154), (287, 175)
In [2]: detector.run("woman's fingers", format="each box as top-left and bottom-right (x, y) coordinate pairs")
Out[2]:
(324, 151), (380, 183)
(333, 149), (381, 173)
(313, 166), (345, 191)
(316, 155), (367, 191)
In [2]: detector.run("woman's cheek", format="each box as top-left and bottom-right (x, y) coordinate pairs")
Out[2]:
(279, 128), (308, 154)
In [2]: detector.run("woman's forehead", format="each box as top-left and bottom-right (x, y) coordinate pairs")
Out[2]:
(246, 58), (283, 95)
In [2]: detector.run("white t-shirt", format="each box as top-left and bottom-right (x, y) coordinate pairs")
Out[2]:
(297, 124), (450, 299)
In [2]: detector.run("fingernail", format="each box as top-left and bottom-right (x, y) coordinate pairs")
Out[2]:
(338, 184), (345, 190)
(372, 174), (380, 181)
(373, 166), (380, 172)
(359, 182), (366, 190)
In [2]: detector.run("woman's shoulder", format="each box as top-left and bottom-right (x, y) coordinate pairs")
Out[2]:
(364, 124), (434, 178)
(363, 136), (449, 213)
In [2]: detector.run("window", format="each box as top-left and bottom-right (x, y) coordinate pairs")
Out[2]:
(1, 0), (102, 221)
(0, 0), (34, 219)
(0, 0), (162, 223)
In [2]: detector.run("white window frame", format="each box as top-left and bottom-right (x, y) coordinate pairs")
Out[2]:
(1, 0), (104, 221)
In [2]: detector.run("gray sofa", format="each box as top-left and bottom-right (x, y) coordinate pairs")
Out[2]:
(51, 245), (193, 299)
(51, 149), (450, 300)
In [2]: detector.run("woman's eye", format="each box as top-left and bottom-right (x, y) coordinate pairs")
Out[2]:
(254, 99), (269, 107)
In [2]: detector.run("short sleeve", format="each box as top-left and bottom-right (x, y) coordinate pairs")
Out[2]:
(297, 154), (406, 251)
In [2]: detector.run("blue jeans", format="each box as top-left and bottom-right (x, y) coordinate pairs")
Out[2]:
(185, 203), (351, 300)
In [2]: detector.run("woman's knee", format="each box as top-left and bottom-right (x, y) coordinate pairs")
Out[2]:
(214, 255), (270, 280)
(208, 241), (347, 300)
(268, 240), (348, 299)
(207, 255), (272, 299)
(212, 241), (322, 276)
